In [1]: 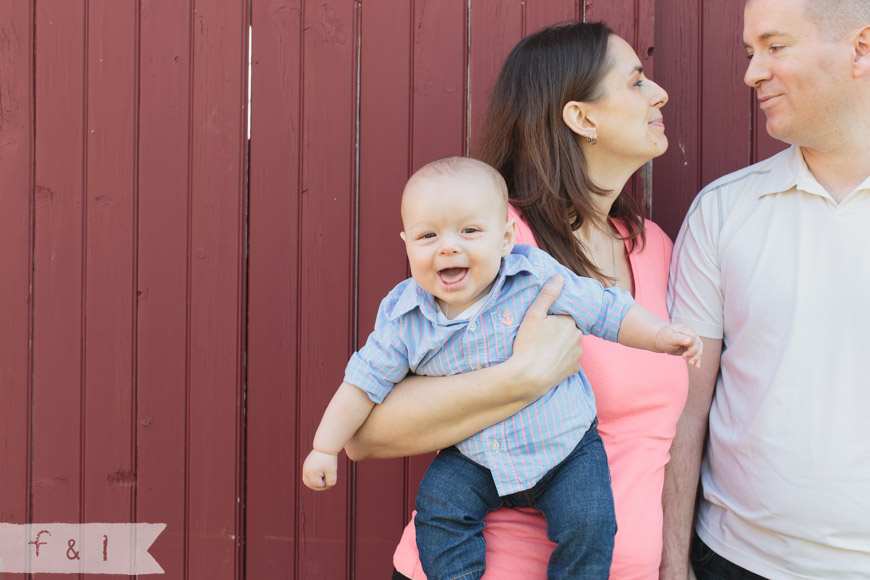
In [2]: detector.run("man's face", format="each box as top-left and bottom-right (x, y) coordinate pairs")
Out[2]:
(743, 0), (855, 148)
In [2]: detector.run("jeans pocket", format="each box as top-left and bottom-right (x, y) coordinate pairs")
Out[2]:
(690, 533), (715, 567)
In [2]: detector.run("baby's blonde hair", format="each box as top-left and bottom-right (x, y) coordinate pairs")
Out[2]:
(402, 157), (509, 218)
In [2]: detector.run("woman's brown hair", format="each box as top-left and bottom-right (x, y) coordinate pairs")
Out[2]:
(474, 21), (646, 282)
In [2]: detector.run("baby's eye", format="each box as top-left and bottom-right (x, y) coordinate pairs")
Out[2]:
(419, 232), (436, 240)
(462, 227), (479, 234)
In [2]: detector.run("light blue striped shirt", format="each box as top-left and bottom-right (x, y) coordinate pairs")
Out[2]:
(345, 244), (635, 495)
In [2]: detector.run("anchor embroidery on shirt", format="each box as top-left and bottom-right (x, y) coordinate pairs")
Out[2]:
(501, 309), (514, 326)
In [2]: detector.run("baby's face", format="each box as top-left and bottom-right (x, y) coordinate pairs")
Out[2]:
(400, 172), (515, 318)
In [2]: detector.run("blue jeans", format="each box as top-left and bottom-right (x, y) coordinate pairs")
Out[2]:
(691, 532), (768, 580)
(414, 422), (616, 580)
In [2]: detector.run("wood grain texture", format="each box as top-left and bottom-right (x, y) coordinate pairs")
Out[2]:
(295, 0), (357, 578)
(354, 0), (414, 577)
(137, 0), (192, 577)
(0, 5), (33, 580)
(701, 0), (752, 188)
(246, 0), (302, 577)
(186, 0), (248, 577)
(82, 9), (137, 566)
(32, 0), (87, 531)
(652, 0), (701, 239)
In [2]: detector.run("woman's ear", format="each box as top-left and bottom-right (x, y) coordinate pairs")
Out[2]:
(562, 100), (597, 142)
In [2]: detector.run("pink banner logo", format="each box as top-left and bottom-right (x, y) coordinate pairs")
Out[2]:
(0, 523), (165, 574)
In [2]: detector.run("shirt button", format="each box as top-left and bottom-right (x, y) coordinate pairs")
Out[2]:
(468, 322), (477, 331)
(490, 440), (500, 451)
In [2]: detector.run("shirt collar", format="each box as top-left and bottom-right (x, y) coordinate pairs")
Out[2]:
(756, 145), (870, 201)
(388, 250), (539, 323)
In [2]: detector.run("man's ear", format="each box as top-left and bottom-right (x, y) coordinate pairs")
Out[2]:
(852, 25), (870, 78)
(502, 218), (517, 256)
(562, 100), (598, 142)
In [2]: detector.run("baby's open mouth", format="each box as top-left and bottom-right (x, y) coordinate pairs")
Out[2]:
(438, 267), (468, 284)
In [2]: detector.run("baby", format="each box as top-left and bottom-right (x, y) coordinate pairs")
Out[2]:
(302, 157), (701, 580)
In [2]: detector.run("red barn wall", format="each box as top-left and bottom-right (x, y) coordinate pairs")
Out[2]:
(0, 1), (784, 579)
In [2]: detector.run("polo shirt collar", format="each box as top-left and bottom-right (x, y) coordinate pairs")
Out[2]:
(388, 250), (538, 323)
(756, 145), (870, 201)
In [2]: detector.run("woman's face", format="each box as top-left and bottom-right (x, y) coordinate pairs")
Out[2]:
(585, 35), (669, 166)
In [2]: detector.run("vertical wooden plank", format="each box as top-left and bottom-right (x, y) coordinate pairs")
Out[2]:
(188, 1), (248, 578)
(82, 9), (136, 573)
(296, 0), (357, 577)
(404, 0), (469, 512)
(0, 8), (33, 580)
(636, 0), (656, 79)
(468, 1), (523, 149)
(411, 0), (467, 166)
(652, 0), (701, 239)
(585, 0), (635, 44)
(700, 1), (752, 188)
(525, 0), (578, 34)
(353, 1), (413, 578)
(137, 0), (191, 577)
(31, 0), (86, 533)
(246, 1), (301, 578)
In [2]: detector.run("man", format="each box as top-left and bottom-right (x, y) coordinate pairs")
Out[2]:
(660, 0), (870, 578)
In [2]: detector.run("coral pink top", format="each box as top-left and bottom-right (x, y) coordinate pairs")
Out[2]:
(393, 206), (689, 580)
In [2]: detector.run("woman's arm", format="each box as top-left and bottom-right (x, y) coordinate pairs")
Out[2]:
(345, 276), (585, 460)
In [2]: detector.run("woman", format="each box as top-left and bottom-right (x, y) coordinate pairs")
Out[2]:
(346, 22), (687, 580)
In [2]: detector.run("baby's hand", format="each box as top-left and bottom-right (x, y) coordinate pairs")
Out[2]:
(302, 449), (339, 491)
(655, 324), (703, 369)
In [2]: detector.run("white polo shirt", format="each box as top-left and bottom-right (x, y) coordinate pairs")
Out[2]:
(668, 146), (870, 579)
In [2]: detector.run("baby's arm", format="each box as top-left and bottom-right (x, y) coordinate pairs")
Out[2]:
(302, 382), (376, 491)
(617, 305), (703, 368)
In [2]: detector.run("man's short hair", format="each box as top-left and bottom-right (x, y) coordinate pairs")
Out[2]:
(773, 0), (870, 39)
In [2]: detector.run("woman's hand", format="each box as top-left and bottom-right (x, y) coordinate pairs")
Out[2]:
(507, 275), (585, 402)
(345, 275), (584, 460)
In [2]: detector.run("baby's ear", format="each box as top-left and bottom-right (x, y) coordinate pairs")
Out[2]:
(400, 231), (407, 243)
(502, 218), (517, 256)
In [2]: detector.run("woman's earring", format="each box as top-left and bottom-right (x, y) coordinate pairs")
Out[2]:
(586, 136), (597, 145)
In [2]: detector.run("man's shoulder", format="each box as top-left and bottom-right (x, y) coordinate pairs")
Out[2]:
(686, 147), (793, 225)
(698, 147), (791, 200)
